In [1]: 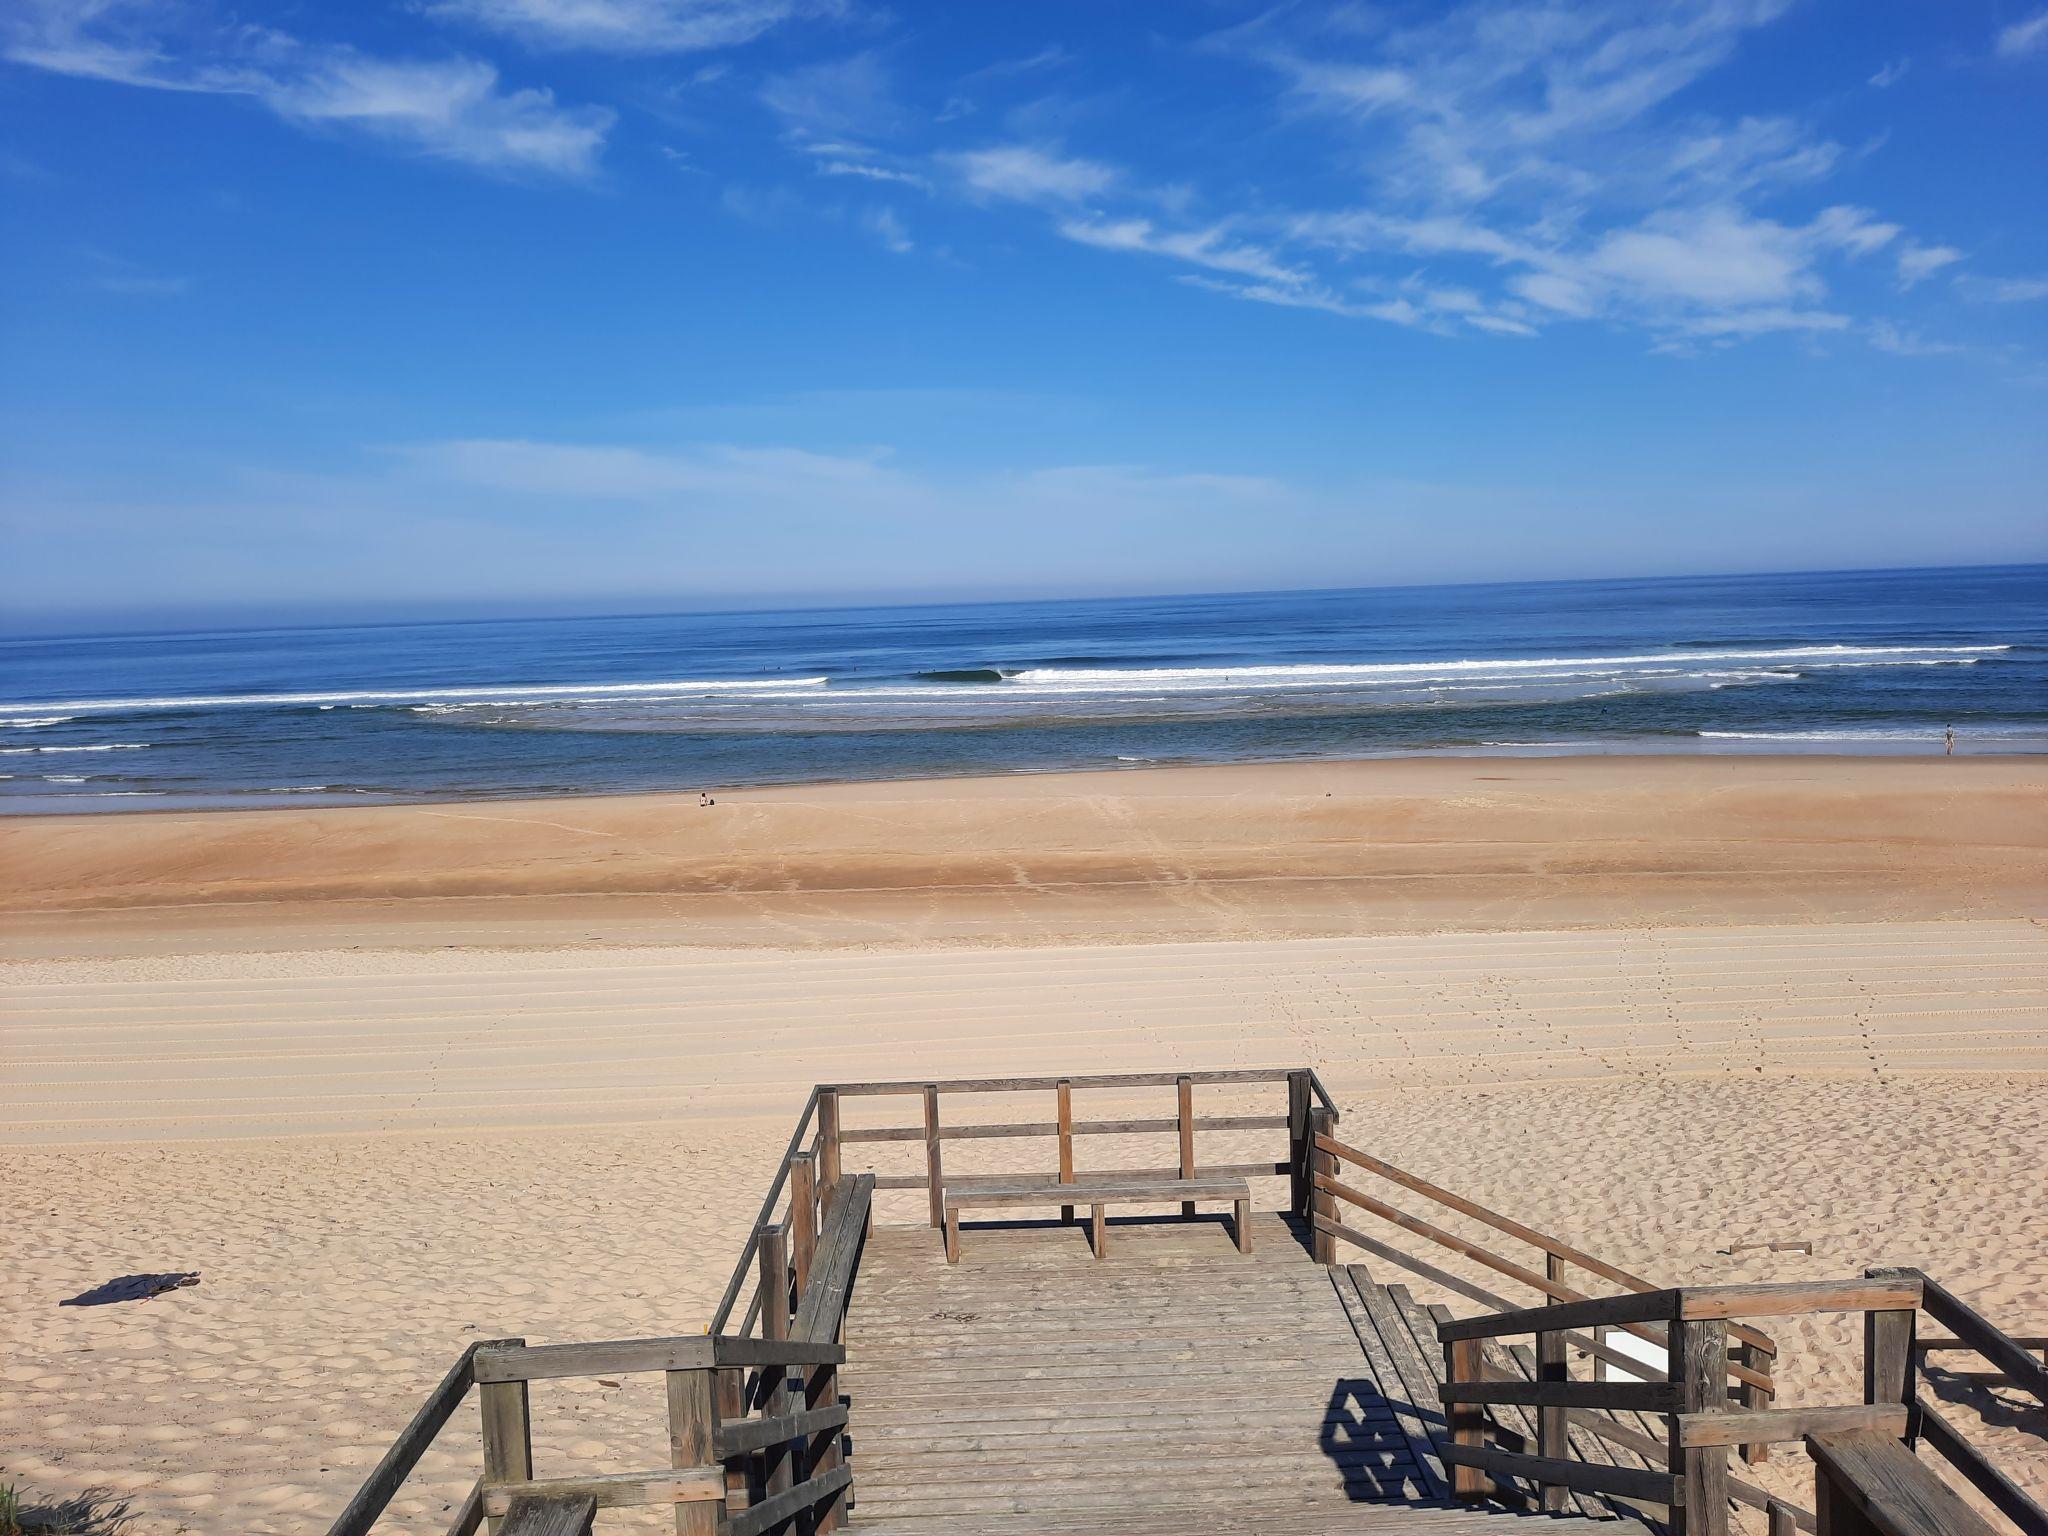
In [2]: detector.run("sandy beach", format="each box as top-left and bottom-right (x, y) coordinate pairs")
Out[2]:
(3, 755), (2045, 1534)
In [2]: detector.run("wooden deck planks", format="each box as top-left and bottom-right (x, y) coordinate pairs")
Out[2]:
(841, 1213), (1650, 1534)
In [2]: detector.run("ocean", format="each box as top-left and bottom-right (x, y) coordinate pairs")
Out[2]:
(2, 565), (2042, 813)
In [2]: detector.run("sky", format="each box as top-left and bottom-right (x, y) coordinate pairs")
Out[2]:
(1, 0), (2045, 630)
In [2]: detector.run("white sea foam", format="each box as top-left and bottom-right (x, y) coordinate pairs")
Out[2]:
(0, 743), (149, 755)
(0, 676), (831, 716)
(0, 716), (74, 728)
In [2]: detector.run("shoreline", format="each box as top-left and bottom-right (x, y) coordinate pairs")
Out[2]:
(2, 734), (2040, 818)
(4, 753), (2041, 958)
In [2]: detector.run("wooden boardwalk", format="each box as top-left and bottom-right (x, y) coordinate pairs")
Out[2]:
(841, 1211), (1648, 1534)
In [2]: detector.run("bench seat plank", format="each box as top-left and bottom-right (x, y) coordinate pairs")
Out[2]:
(943, 1177), (1251, 1263)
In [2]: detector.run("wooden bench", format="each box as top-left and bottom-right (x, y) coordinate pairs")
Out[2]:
(943, 1177), (1252, 1263)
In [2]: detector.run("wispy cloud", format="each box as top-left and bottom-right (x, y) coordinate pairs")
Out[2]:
(1895, 242), (1963, 288)
(1956, 273), (2048, 304)
(862, 205), (912, 253)
(4, 0), (612, 177)
(760, 51), (899, 140)
(81, 248), (189, 296)
(947, 143), (1119, 203)
(1995, 10), (2048, 58)
(428, 0), (821, 55)
(1868, 58), (1909, 88)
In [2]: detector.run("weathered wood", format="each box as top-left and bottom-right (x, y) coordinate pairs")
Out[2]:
(1806, 1427), (1999, 1536)
(715, 1402), (850, 1458)
(1056, 1078), (1074, 1225)
(947, 1177), (1250, 1208)
(1286, 1070), (1310, 1216)
(708, 1087), (820, 1336)
(757, 1225), (793, 1506)
(1438, 1287), (1680, 1340)
(478, 1361), (533, 1536)
(839, 1114), (1289, 1144)
(1437, 1443), (1679, 1506)
(480, 1470), (723, 1517)
(719, 1465), (853, 1536)
(1893, 1266), (2048, 1407)
(1316, 1131), (1774, 1357)
(1307, 1108), (1336, 1265)
(1090, 1202), (1105, 1259)
(1913, 1393), (2048, 1536)
(1234, 1196), (1251, 1255)
(476, 1336), (710, 1383)
(326, 1339), (518, 1536)
(1679, 1278), (1921, 1321)
(496, 1495), (595, 1536)
(1567, 1410), (1815, 1531)
(666, 1367), (717, 1536)
(1679, 1404), (1905, 1448)
(1331, 1269), (1450, 1498)
(1769, 1498), (1800, 1536)
(1177, 1076), (1197, 1217)
(1439, 1378), (1679, 1411)
(827, 1068), (1303, 1095)
(815, 1090), (841, 1217)
(789, 1152), (817, 1305)
(1863, 1282), (1917, 1460)
(807, 1355), (847, 1535)
(791, 1175), (873, 1346)
(1444, 1337), (1488, 1500)
(871, 1161), (1284, 1191)
(1672, 1317), (1728, 1536)
(1736, 1336), (1772, 1465)
(1538, 1255), (1569, 1514)
(714, 1369), (751, 1512)
(923, 1084), (944, 1229)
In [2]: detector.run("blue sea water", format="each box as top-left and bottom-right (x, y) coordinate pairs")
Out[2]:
(1, 565), (2042, 813)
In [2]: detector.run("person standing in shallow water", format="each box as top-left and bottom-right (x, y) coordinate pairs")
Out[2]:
(1945, 725), (1956, 756)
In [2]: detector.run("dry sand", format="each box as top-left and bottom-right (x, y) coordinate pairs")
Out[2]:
(2, 756), (2044, 1534)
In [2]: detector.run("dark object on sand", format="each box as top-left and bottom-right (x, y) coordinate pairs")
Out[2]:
(60, 1272), (200, 1306)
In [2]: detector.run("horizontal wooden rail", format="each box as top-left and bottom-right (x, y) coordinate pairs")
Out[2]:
(1440, 1378), (1679, 1412)
(874, 1159), (1285, 1191)
(1438, 1443), (1680, 1506)
(1677, 1405), (1906, 1448)
(1440, 1288), (1681, 1340)
(1565, 1411), (1816, 1531)
(721, 1465), (853, 1536)
(840, 1112), (1288, 1143)
(1438, 1279), (1919, 1342)
(479, 1468), (722, 1517)
(473, 1336), (841, 1384)
(825, 1067), (1336, 1102)
(1316, 1132), (1776, 1356)
(327, 1340), (519, 1536)
(714, 1403), (849, 1459)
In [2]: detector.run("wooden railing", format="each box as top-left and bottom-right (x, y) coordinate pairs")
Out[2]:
(1436, 1277), (1926, 1536)
(328, 1169), (873, 1536)
(707, 1067), (1339, 1337)
(1306, 1129), (1780, 1458)
(1879, 1265), (2048, 1536)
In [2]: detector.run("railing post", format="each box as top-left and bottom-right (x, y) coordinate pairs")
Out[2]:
(1177, 1075), (1196, 1217)
(1735, 1338), (1770, 1464)
(1286, 1070), (1310, 1217)
(790, 1152), (817, 1306)
(806, 1357), (846, 1535)
(816, 1090), (842, 1219)
(667, 1366), (719, 1536)
(1536, 1313), (1568, 1513)
(1444, 1336), (1491, 1500)
(922, 1084), (944, 1230)
(1864, 1267), (1918, 1445)
(1056, 1079), (1075, 1225)
(716, 1368), (752, 1512)
(758, 1226), (795, 1508)
(1671, 1316), (1730, 1536)
(477, 1345), (532, 1536)
(1308, 1106), (1336, 1264)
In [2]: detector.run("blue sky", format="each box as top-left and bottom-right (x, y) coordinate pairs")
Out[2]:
(2, 0), (2045, 628)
